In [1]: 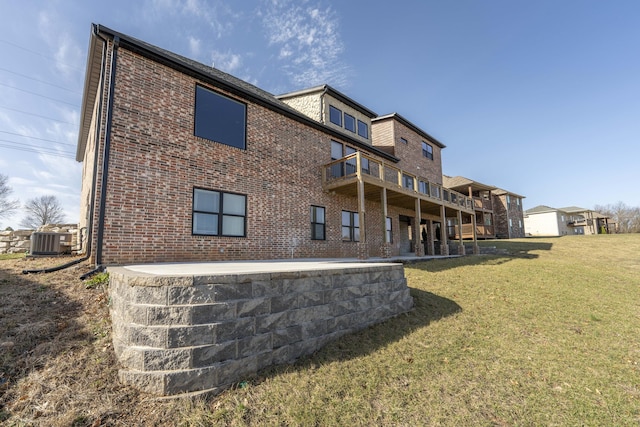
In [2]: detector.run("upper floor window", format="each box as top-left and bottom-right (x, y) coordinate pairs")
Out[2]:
(402, 174), (414, 190)
(506, 195), (511, 208)
(419, 180), (429, 195)
(400, 137), (408, 144)
(422, 141), (433, 160)
(194, 85), (246, 150)
(193, 188), (246, 236)
(344, 113), (356, 133)
(310, 206), (326, 240)
(329, 105), (342, 126)
(357, 120), (369, 139)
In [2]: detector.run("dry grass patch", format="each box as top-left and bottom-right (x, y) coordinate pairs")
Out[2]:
(1, 235), (639, 425)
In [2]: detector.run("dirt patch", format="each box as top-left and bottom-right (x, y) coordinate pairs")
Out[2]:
(0, 257), (182, 426)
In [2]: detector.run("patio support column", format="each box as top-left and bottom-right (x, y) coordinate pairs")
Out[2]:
(472, 213), (480, 254)
(457, 210), (466, 255)
(381, 187), (391, 258)
(426, 219), (435, 255)
(414, 198), (424, 257)
(356, 154), (368, 259)
(440, 205), (449, 256)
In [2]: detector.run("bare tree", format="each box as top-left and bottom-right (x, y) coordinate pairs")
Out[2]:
(0, 173), (20, 223)
(19, 195), (66, 229)
(595, 202), (640, 233)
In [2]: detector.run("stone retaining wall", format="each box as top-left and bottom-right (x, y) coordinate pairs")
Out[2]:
(108, 264), (413, 396)
(0, 224), (79, 255)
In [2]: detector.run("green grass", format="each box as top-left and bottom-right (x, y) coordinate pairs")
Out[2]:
(0, 252), (25, 261)
(189, 235), (640, 426)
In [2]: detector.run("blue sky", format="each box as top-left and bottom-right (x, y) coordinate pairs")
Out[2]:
(1, 0), (639, 229)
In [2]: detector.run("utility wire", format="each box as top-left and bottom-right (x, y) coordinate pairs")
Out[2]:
(0, 139), (75, 155)
(0, 39), (83, 72)
(0, 67), (80, 93)
(0, 143), (75, 160)
(0, 105), (76, 126)
(0, 82), (80, 107)
(0, 131), (75, 147)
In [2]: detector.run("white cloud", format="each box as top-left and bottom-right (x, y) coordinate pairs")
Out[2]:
(188, 36), (201, 57)
(210, 50), (243, 73)
(261, 0), (352, 88)
(37, 11), (83, 80)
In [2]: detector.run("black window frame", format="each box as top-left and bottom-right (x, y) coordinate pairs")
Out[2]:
(310, 205), (326, 240)
(422, 141), (433, 160)
(192, 187), (247, 237)
(194, 85), (247, 150)
(357, 119), (369, 139)
(329, 105), (342, 126)
(341, 210), (360, 242)
(344, 112), (356, 133)
(400, 137), (408, 144)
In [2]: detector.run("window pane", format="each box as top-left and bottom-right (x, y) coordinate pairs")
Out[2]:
(386, 217), (391, 231)
(331, 141), (343, 160)
(344, 113), (356, 132)
(193, 213), (218, 235)
(222, 215), (245, 236)
(223, 193), (246, 215)
(194, 189), (219, 213)
(353, 213), (359, 227)
(312, 206), (325, 223)
(194, 85), (246, 149)
(329, 105), (342, 126)
(357, 120), (368, 138)
(353, 227), (360, 242)
(314, 224), (325, 240)
(342, 211), (351, 226)
(342, 226), (351, 240)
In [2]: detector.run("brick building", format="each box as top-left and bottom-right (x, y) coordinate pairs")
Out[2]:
(76, 25), (479, 266)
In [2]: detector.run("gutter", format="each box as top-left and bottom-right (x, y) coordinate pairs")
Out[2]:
(23, 25), (109, 277)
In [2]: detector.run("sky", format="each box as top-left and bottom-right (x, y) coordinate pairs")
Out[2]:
(1, 0), (639, 229)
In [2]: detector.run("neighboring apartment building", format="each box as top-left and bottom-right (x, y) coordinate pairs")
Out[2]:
(492, 188), (526, 238)
(524, 205), (611, 236)
(76, 25), (478, 266)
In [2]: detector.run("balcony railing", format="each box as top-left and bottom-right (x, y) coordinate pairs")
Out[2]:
(323, 152), (474, 212)
(448, 224), (495, 239)
(473, 197), (493, 211)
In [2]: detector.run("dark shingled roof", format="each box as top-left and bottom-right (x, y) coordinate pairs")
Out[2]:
(77, 24), (398, 163)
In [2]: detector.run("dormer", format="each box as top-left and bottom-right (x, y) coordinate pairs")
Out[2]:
(277, 84), (376, 146)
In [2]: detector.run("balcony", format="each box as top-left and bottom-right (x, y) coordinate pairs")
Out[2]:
(473, 197), (493, 211)
(448, 224), (495, 240)
(322, 152), (474, 215)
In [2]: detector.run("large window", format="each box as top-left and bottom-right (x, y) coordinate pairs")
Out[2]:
(194, 85), (246, 149)
(341, 210), (360, 242)
(357, 120), (369, 139)
(422, 141), (433, 160)
(344, 113), (356, 133)
(329, 105), (342, 126)
(311, 206), (326, 240)
(193, 188), (246, 236)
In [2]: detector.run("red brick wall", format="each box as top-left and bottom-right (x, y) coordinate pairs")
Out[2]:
(89, 46), (420, 264)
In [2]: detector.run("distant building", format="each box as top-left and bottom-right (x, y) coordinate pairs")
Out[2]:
(523, 205), (611, 236)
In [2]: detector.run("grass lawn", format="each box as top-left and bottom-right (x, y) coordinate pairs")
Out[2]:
(1, 234), (639, 425)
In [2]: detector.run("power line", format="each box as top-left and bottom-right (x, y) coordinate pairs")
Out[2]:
(0, 139), (75, 155)
(0, 105), (77, 126)
(0, 67), (80, 93)
(0, 131), (76, 147)
(0, 144), (75, 160)
(0, 39), (83, 72)
(0, 82), (80, 107)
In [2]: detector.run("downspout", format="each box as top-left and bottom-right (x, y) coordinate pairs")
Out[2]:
(22, 26), (109, 276)
(93, 33), (120, 270)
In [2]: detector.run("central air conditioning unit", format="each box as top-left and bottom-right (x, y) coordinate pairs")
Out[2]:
(29, 232), (72, 256)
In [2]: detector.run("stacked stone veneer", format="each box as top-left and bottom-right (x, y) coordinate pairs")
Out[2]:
(0, 224), (79, 254)
(108, 264), (413, 396)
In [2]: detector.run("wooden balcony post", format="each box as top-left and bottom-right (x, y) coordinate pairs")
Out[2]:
(440, 204), (449, 256)
(471, 213), (479, 254)
(414, 198), (423, 256)
(356, 152), (361, 179)
(457, 210), (465, 255)
(357, 174), (367, 259)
